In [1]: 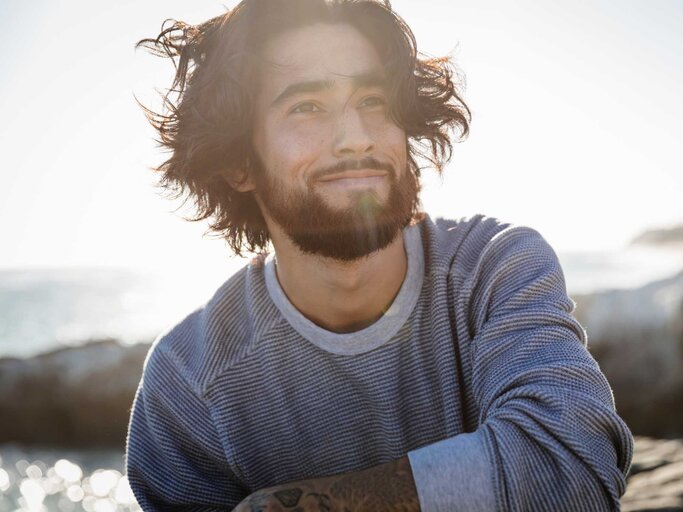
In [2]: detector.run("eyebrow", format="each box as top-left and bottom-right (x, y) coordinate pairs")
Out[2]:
(270, 70), (387, 108)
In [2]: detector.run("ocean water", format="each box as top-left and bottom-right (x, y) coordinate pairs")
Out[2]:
(0, 245), (681, 359)
(0, 265), (240, 359)
(0, 444), (140, 512)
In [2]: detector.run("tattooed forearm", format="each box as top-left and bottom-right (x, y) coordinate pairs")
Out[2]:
(232, 456), (420, 512)
(274, 488), (303, 507)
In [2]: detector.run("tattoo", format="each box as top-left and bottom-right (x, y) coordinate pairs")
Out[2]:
(306, 491), (332, 512)
(246, 491), (269, 512)
(274, 488), (302, 507)
(241, 456), (419, 512)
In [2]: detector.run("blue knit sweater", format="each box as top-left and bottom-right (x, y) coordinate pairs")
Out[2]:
(125, 214), (633, 511)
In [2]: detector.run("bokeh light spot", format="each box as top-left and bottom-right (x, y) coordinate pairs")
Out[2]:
(89, 469), (120, 497)
(0, 468), (10, 492)
(66, 484), (85, 503)
(20, 477), (46, 510)
(26, 464), (43, 479)
(55, 459), (83, 483)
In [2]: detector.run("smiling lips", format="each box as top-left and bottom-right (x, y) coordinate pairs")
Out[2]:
(316, 169), (388, 184)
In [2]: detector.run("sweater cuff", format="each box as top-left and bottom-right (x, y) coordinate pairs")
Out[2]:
(407, 431), (496, 512)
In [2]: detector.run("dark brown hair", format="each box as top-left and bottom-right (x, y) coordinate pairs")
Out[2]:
(137, 0), (471, 255)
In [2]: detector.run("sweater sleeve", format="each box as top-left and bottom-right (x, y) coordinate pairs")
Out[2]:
(125, 347), (248, 511)
(409, 225), (633, 511)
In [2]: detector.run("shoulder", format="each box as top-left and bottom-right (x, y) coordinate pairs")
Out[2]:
(419, 212), (562, 289)
(419, 213), (531, 267)
(140, 255), (281, 398)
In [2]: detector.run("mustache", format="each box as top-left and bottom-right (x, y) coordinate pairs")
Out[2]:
(310, 157), (395, 181)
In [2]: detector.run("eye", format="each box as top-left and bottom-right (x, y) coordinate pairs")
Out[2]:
(360, 95), (386, 108)
(290, 102), (323, 114)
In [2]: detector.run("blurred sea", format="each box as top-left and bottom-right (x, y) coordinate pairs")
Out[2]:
(1, 245), (682, 359)
(0, 446), (139, 512)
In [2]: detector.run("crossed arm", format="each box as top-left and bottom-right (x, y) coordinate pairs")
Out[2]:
(126, 226), (633, 511)
(232, 456), (419, 512)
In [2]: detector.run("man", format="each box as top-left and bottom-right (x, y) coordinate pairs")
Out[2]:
(126, 0), (634, 510)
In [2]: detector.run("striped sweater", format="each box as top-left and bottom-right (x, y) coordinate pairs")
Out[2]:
(125, 213), (633, 511)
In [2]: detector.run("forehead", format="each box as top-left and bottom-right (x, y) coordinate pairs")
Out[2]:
(258, 23), (384, 98)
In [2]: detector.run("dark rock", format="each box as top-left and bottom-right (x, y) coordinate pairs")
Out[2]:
(622, 437), (683, 511)
(573, 270), (683, 438)
(0, 339), (150, 448)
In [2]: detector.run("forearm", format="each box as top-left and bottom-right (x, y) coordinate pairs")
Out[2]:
(233, 455), (420, 512)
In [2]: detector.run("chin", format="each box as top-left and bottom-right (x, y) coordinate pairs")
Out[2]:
(289, 222), (402, 261)
(319, 189), (391, 213)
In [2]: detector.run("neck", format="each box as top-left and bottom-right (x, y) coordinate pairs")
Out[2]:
(268, 224), (408, 333)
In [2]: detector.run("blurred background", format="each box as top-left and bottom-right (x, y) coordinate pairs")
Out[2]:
(1, 0), (682, 510)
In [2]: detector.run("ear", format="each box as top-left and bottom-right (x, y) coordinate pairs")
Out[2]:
(222, 168), (256, 193)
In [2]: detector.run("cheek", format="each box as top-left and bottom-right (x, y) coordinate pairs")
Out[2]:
(263, 121), (327, 176)
(376, 123), (407, 168)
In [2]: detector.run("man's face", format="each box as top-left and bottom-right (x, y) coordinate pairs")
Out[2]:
(250, 22), (418, 260)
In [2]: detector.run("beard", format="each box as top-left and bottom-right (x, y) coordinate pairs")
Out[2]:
(255, 157), (420, 261)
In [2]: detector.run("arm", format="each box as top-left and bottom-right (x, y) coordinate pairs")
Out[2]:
(410, 225), (632, 511)
(232, 455), (419, 512)
(126, 347), (248, 510)
(238, 226), (633, 512)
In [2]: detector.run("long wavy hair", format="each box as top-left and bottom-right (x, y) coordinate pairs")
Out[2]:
(137, 0), (471, 256)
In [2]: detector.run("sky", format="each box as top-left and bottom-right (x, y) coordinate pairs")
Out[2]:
(1, 0), (682, 273)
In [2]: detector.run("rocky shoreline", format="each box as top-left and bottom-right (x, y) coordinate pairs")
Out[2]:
(572, 268), (683, 438)
(0, 339), (149, 448)
(623, 437), (683, 511)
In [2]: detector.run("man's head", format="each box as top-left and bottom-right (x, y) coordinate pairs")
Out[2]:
(138, 0), (470, 258)
(245, 22), (419, 260)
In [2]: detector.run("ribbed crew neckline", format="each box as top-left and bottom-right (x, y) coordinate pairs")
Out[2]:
(264, 224), (424, 355)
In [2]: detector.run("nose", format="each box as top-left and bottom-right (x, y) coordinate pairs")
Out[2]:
(332, 108), (375, 157)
